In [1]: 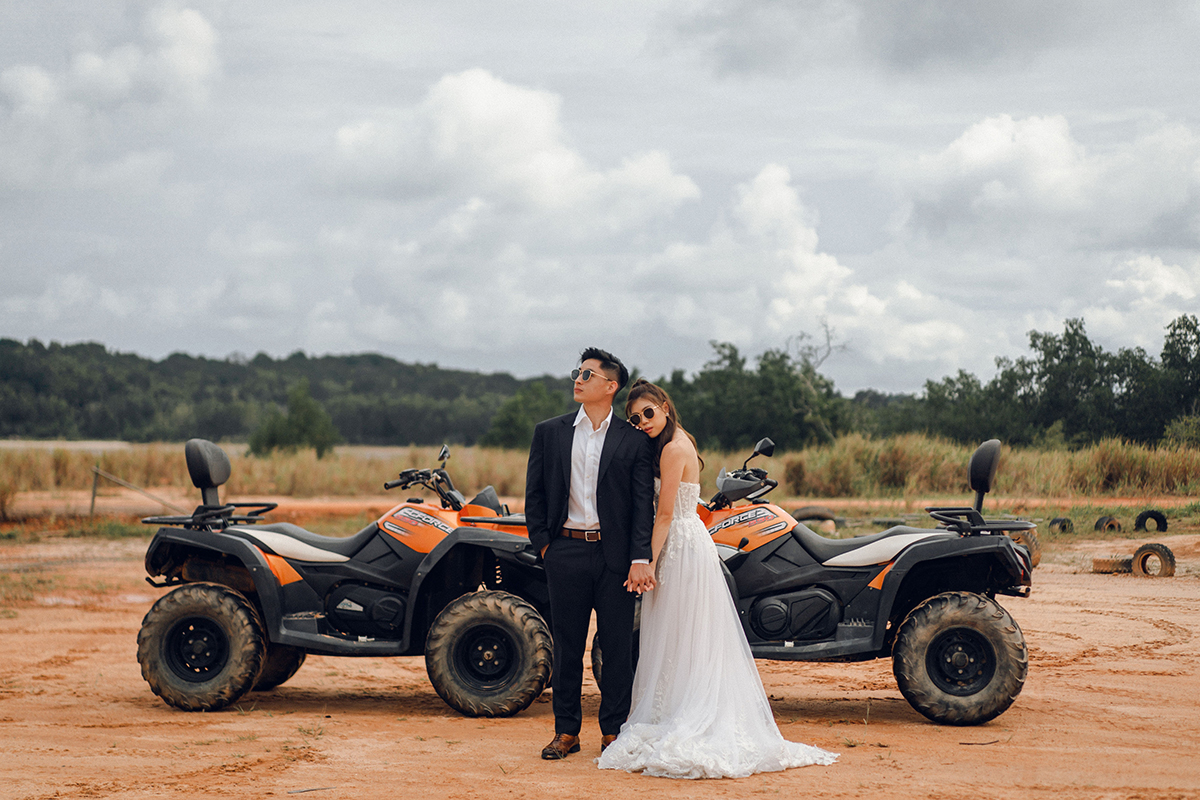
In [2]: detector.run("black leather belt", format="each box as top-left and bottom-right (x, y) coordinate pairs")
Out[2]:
(561, 527), (601, 542)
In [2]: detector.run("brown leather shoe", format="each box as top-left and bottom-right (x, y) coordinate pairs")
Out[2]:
(601, 734), (618, 752)
(541, 733), (580, 760)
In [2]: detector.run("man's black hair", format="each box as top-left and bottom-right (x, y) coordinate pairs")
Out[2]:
(579, 346), (629, 391)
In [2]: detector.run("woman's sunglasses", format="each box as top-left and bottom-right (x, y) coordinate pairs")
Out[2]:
(628, 405), (661, 426)
(571, 368), (613, 382)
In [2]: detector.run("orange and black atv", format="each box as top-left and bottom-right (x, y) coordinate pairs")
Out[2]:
(136, 440), (547, 718)
(595, 437), (1034, 726)
(707, 437), (1033, 725)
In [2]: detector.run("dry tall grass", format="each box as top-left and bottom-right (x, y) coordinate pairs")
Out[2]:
(2, 435), (1198, 504)
(784, 435), (1200, 498)
(0, 444), (530, 500)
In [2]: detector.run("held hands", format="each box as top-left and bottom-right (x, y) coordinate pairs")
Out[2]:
(625, 561), (656, 594)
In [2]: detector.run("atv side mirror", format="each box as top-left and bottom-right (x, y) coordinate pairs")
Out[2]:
(968, 439), (1002, 512)
(743, 437), (775, 469)
(437, 444), (450, 467)
(185, 438), (231, 507)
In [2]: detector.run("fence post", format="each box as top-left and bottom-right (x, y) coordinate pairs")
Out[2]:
(91, 464), (99, 517)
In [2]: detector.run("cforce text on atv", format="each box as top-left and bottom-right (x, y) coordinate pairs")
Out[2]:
(136, 440), (548, 717)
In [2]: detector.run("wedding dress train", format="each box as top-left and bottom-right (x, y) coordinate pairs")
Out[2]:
(597, 482), (837, 779)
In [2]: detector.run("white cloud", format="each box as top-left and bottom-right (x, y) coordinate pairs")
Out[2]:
(0, 4), (217, 193)
(895, 114), (1200, 253)
(329, 69), (699, 234)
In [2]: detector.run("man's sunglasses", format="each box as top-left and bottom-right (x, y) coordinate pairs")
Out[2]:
(571, 368), (613, 383)
(627, 405), (661, 426)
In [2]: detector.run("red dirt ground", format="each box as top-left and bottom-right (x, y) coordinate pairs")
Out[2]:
(3, 495), (1200, 799)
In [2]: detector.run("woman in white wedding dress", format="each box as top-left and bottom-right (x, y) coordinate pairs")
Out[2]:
(597, 379), (837, 779)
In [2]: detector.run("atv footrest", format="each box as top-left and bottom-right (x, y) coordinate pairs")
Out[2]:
(750, 623), (877, 661)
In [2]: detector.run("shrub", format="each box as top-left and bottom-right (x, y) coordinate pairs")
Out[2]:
(249, 380), (341, 459)
(784, 457), (806, 494)
(1163, 415), (1200, 448)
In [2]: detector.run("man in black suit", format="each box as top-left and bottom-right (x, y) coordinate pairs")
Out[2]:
(525, 347), (656, 759)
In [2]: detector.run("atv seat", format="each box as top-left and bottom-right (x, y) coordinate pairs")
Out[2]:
(792, 524), (955, 566)
(233, 521), (381, 559)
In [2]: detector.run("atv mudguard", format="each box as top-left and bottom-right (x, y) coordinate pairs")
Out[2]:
(399, 527), (546, 652)
(865, 532), (1030, 650)
(144, 525), (290, 637)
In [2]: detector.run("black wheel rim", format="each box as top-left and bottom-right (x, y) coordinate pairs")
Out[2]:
(453, 623), (518, 692)
(164, 616), (230, 683)
(926, 627), (996, 696)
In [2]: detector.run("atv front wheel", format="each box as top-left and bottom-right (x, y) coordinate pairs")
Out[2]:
(254, 644), (307, 691)
(136, 582), (267, 712)
(892, 591), (1027, 726)
(425, 590), (552, 717)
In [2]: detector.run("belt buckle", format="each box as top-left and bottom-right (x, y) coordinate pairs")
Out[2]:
(583, 530), (600, 542)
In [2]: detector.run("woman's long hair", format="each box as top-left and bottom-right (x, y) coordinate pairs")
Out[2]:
(624, 378), (703, 477)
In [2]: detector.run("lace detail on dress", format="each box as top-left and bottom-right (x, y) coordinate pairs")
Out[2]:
(598, 482), (837, 779)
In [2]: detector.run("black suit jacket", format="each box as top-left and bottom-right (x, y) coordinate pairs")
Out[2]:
(525, 410), (655, 573)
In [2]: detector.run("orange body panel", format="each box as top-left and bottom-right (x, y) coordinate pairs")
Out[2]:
(375, 501), (530, 552)
(455, 504), (527, 535)
(868, 561), (894, 590)
(377, 502), (460, 554)
(262, 551), (304, 586)
(703, 502), (796, 551)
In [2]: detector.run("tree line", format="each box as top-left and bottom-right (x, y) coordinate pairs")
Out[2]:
(2, 314), (1197, 453)
(0, 341), (566, 447)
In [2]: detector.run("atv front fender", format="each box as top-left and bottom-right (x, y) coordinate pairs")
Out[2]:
(868, 533), (1031, 651)
(402, 528), (545, 651)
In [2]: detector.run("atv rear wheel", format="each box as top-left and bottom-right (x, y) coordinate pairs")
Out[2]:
(136, 582), (267, 712)
(590, 598), (642, 687)
(892, 591), (1027, 726)
(254, 644), (307, 691)
(425, 590), (552, 717)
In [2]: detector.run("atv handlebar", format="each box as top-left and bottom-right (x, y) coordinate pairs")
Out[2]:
(383, 467), (465, 511)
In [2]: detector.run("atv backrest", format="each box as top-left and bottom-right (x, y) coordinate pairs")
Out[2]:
(968, 439), (1002, 511)
(185, 438), (231, 507)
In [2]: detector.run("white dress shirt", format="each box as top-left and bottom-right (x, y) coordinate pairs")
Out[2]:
(565, 405), (610, 531)
(563, 405), (651, 565)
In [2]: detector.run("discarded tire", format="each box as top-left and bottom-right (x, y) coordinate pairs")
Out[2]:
(1092, 557), (1132, 574)
(1094, 516), (1122, 533)
(1048, 517), (1074, 535)
(789, 505), (837, 522)
(1133, 510), (1168, 533)
(1131, 543), (1176, 578)
(1007, 528), (1042, 568)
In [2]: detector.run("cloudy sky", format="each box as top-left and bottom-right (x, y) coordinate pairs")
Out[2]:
(3, 1), (1199, 393)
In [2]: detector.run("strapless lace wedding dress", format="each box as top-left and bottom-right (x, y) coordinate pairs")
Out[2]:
(597, 482), (837, 779)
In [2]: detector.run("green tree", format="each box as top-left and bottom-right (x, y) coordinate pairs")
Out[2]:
(678, 334), (849, 451)
(249, 379), (342, 458)
(479, 382), (571, 450)
(1163, 314), (1200, 416)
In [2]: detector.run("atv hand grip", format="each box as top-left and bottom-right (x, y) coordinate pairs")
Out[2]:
(383, 478), (405, 490)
